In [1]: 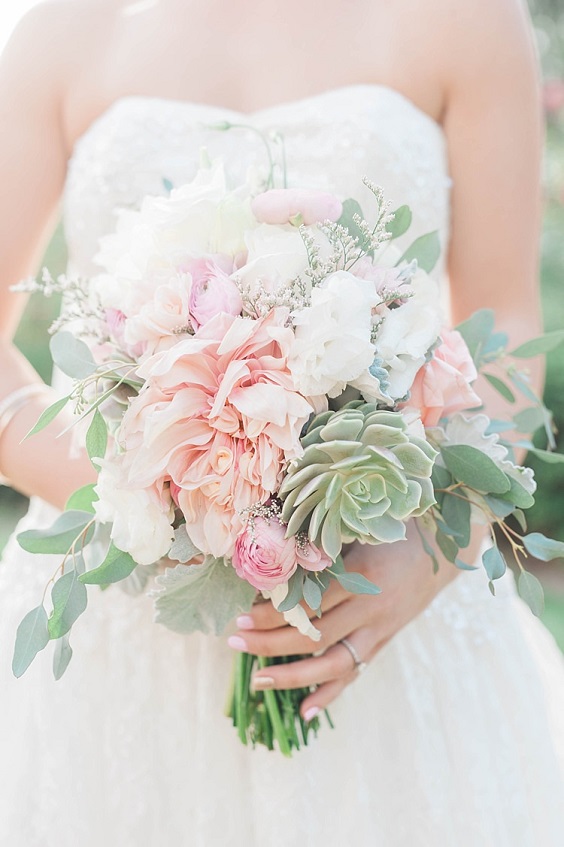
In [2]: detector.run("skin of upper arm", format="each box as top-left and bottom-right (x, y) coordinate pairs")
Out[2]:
(442, 0), (543, 340)
(0, 3), (73, 339)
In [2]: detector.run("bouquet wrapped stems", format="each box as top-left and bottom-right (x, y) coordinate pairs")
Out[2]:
(226, 652), (333, 756)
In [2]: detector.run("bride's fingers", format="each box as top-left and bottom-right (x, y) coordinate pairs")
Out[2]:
(251, 639), (362, 691)
(230, 596), (376, 657)
(236, 579), (350, 632)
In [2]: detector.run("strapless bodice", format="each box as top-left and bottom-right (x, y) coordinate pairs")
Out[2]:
(63, 84), (451, 279)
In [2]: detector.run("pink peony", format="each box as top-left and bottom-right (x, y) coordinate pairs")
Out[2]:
(233, 517), (298, 590)
(118, 309), (313, 558)
(251, 188), (343, 226)
(403, 327), (481, 427)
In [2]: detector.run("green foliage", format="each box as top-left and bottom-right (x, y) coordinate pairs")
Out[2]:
(86, 410), (108, 468)
(79, 542), (137, 585)
(440, 445), (510, 494)
(523, 532), (564, 561)
(49, 331), (97, 379)
(12, 606), (50, 678)
(397, 231), (441, 273)
(17, 510), (93, 555)
(53, 633), (73, 680)
(65, 484), (98, 513)
(48, 569), (88, 638)
(386, 205), (412, 239)
(518, 571), (545, 617)
(152, 558), (256, 635)
(23, 395), (70, 440)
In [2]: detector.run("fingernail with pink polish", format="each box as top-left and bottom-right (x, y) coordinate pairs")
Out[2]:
(252, 676), (275, 690)
(227, 635), (248, 652)
(236, 615), (255, 630)
(304, 706), (320, 723)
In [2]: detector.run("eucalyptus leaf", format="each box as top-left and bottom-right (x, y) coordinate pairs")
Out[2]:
(512, 407), (546, 434)
(65, 484), (98, 514)
(50, 332), (97, 379)
(48, 570), (88, 638)
(510, 330), (564, 359)
(455, 559), (479, 571)
(441, 493), (471, 549)
(508, 371), (538, 404)
(386, 205), (412, 239)
(482, 495), (515, 519)
(435, 529), (458, 564)
(520, 445), (564, 465)
(18, 510), (93, 555)
(277, 569), (305, 612)
(397, 231), (440, 273)
(485, 419), (514, 435)
(79, 542), (137, 584)
(441, 445), (510, 494)
(455, 309), (495, 365)
(53, 633), (73, 680)
(482, 546), (507, 581)
(86, 409), (108, 468)
(523, 533), (564, 562)
(152, 558), (256, 635)
(518, 571), (545, 617)
(334, 571), (381, 595)
(303, 577), (322, 611)
(23, 395), (70, 440)
(499, 475), (535, 510)
(168, 524), (201, 563)
(12, 605), (50, 678)
(483, 373), (515, 403)
(414, 521), (440, 573)
(513, 509), (527, 533)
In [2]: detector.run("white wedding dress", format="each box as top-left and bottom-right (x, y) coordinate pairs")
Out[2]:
(1, 85), (564, 846)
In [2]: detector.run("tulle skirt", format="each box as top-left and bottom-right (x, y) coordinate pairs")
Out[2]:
(1, 496), (563, 846)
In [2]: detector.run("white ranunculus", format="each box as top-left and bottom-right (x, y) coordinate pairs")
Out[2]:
(94, 458), (175, 566)
(234, 223), (311, 296)
(288, 270), (379, 399)
(124, 273), (191, 352)
(372, 273), (443, 400)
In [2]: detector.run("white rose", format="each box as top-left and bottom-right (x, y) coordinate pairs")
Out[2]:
(95, 159), (256, 285)
(94, 458), (175, 565)
(373, 273), (443, 400)
(234, 223), (310, 296)
(288, 271), (379, 398)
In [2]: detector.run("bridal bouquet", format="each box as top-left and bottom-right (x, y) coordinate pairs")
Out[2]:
(12, 146), (564, 756)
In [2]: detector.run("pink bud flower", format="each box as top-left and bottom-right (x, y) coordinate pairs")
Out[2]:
(251, 188), (343, 226)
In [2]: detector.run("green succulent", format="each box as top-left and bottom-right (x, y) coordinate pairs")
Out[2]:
(279, 401), (437, 559)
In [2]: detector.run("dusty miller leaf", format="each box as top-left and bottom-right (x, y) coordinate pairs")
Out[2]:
(168, 525), (201, 563)
(151, 558), (256, 635)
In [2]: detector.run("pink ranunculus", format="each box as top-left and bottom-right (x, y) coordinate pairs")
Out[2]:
(296, 539), (332, 572)
(403, 327), (481, 427)
(184, 256), (243, 329)
(233, 517), (298, 590)
(118, 308), (314, 558)
(251, 188), (343, 226)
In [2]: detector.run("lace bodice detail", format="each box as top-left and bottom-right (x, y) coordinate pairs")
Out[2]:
(63, 84), (451, 278)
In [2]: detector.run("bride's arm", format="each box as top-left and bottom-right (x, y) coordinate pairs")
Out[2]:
(229, 0), (545, 716)
(0, 7), (95, 508)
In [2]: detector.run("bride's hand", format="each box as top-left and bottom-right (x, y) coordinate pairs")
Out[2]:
(227, 524), (480, 721)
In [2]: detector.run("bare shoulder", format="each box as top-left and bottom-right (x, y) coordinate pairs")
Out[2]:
(436, 0), (538, 87)
(1, 0), (117, 99)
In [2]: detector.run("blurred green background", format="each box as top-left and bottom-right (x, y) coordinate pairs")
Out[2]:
(1, 1), (564, 649)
